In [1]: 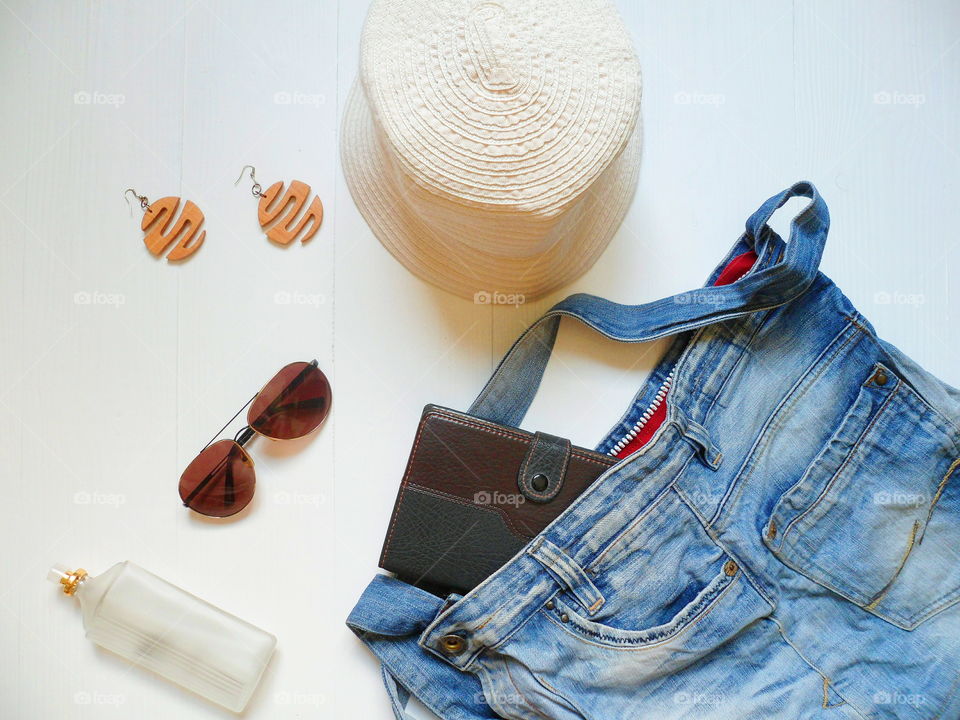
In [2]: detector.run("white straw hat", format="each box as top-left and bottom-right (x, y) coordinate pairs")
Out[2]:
(341, 0), (642, 300)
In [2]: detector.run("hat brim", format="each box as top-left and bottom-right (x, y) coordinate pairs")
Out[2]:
(341, 81), (642, 300)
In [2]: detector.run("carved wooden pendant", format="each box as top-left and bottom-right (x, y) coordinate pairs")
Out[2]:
(258, 180), (323, 245)
(142, 196), (206, 262)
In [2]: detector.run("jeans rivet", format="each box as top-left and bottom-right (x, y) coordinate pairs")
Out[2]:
(559, 613), (569, 623)
(766, 520), (777, 541)
(545, 600), (555, 610)
(439, 634), (466, 655)
(723, 560), (739, 577)
(874, 369), (889, 386)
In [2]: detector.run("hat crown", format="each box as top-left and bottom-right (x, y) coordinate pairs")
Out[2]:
(359, 0), (641, 217)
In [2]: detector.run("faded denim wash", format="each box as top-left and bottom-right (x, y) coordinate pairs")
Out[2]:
(349, 182), (960, 719)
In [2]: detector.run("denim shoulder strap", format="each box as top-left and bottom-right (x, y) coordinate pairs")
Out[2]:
(468, 181), (830, 427)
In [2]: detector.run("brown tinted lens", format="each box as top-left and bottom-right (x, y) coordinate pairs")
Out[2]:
(247, 361), (331, 440)
(179, 440), (256, 517)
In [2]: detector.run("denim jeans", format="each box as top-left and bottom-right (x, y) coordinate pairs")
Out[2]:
(348, 182), (960, 719)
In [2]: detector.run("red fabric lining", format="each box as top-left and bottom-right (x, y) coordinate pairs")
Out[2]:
(612, 250), (758, 458)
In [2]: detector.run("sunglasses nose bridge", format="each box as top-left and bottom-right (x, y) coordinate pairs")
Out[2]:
(234, 425), (256, 447)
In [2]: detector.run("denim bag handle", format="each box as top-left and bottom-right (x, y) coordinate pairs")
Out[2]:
(468, 181), (831, 427)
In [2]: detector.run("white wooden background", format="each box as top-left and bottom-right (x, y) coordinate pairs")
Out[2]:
(1, 1), (958, 718)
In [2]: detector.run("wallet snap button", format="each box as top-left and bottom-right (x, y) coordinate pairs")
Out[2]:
(531, 473), (549, 492)
(439, 634), (466, 655)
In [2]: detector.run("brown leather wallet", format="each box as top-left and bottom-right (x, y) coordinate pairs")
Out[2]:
(379, 404), (616, 594)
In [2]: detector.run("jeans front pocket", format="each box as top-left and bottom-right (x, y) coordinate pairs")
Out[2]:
(547, 563), (740, 649)
(540, 487), (770, 654)
(765, 361), (960, 630)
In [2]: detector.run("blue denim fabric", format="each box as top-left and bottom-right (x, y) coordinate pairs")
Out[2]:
(348, 182), (960, 719)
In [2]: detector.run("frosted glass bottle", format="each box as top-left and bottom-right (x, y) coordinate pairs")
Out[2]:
(49, 561), (276, 712)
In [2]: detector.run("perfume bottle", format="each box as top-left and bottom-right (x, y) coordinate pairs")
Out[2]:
(49, 561), (276, 712)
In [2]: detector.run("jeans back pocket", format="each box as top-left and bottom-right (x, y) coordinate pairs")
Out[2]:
(765, 362), (960, 630)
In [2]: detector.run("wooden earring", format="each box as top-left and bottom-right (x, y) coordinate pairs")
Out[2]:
(235, 166), (323, 246)
(125, 188), (206, 262)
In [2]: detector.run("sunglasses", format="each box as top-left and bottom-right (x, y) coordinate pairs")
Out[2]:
(179, 360), (331, 517)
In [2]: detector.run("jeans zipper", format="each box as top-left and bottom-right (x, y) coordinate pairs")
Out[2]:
(608, 368), (674, 457)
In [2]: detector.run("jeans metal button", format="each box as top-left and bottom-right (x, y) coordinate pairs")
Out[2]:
(439, 634), (466, 655)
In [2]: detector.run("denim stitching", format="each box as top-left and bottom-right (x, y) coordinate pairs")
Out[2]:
(528, 672), (591, 720)
(711, 316), (864, 526)
(778, 375), (901, 545)
(545, 571), (739, 649)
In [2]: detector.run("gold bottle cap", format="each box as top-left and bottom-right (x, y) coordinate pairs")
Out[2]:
(47, 566), (87, 595)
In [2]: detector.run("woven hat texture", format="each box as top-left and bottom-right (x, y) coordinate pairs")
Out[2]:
(342, 0), (642, 299)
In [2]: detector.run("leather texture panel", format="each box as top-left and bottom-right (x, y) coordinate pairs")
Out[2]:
(379, 405), (616, 592)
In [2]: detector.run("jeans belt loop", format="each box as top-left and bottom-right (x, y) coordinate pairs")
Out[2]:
(527, 537), (605, 615)
(674, 412), (724, 470)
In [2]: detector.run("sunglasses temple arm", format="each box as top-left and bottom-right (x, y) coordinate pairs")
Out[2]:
(224, 457), (235, 507)
(261, 398), (327, 415)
